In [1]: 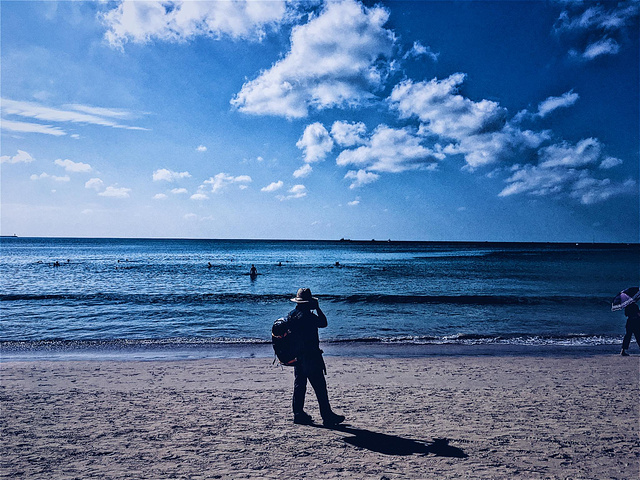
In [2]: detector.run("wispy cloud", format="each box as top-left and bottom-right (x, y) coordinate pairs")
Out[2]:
(500, 164), (636, 205)
(539, 138), (602, 168)
(500, 137), (635, 204)
(403, 41), (439, 62)
(555, 2), (639, 32)
(1, 98), (148, 132)
(203, 173), (252, 193)
(63, 104), (135, 119)
(196, 145), (207, 152)
(231, 0), (395, 118)
(580, 37), (620, 59)
(170, 188), (188, 195)
(555, 1), (639, 60)
(1, 118), (66, 136)
(102, 0), (291, 48)
(0, 150), (34, 164)
(537, 90), (579, 117)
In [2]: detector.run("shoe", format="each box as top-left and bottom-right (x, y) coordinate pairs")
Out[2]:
(621, 349), (629, 356)
(293, 412), (314, 425)
(322, 413), (345, 427)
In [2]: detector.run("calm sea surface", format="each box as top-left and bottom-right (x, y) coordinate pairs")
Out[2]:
(1, 238), (638, 359)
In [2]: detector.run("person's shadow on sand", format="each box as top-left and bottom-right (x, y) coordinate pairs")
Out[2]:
(319, 425), (467, 458)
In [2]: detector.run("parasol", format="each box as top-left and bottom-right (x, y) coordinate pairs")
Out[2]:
(611, 286), (640, 311)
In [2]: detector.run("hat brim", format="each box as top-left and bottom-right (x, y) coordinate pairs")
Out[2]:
(290, 297), (318, 303)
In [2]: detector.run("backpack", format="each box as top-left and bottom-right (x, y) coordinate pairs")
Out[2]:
(272, 313), (300, 366)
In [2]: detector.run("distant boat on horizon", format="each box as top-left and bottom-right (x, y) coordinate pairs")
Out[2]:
(0, 234), (18, 238)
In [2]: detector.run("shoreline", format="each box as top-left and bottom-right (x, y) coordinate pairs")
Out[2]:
(1, 341), (634, 362)
(1, 354), (638, 479)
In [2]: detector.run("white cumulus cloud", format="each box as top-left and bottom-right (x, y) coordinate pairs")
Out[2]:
(389, 74), (507, 141)
(344, 169), (380, 189)
(331, 121), (367, 147)
(336, 125), (438, 173)
(196, 145), (207, 152)
(55, 158), (92, 173)
(261, 180), (284, 192)
(171, 188), (188, 194)
(190, 193), (209, 201)
(85, 178), (104, 191)
(231, 0), (396, 118)
(599, 156), (623, 169)
(277, 184), (307, 200)
(98, 185), (132, 198)
(388, 74), (549, 169)
(296, 122), (334, 163)
(102, 0), (290, 48)
(0, 150), (34, 164)
(153, 168), (191, 182)
(30, 172), (70, 182)
(293, 164), (313, 178)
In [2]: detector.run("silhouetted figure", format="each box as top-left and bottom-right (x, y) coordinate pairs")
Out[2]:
(288, 288), (345, 427)
(207, 262), (213, 269)
(249, 264), (258, 277)
(621, 303), (640, 356)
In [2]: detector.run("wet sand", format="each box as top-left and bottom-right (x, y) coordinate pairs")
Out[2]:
(1, 354), (638, 479)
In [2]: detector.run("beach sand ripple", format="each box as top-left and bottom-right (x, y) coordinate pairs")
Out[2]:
(1, 355), (638, 479)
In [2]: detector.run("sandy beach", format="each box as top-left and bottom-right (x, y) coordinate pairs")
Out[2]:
(1, 354), (638, 479)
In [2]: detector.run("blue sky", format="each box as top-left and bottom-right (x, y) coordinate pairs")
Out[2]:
(1, 0), (638, 241)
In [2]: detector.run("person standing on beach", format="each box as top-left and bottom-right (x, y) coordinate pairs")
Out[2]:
(288, 288), (345, 427)
(621, 303), (640, 356)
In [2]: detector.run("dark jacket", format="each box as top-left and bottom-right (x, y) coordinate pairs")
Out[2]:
(624, 304), (640, 328)
(289, 306), (326, 364)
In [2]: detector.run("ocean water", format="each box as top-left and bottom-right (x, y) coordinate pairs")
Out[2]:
(1, 237), (638, 359)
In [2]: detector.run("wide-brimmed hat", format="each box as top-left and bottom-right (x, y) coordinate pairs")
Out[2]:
(290, 288), (317, 303)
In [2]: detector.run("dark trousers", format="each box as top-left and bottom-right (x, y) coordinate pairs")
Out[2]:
(622, 321), (640, 350)
(293, 359), (332, 420)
